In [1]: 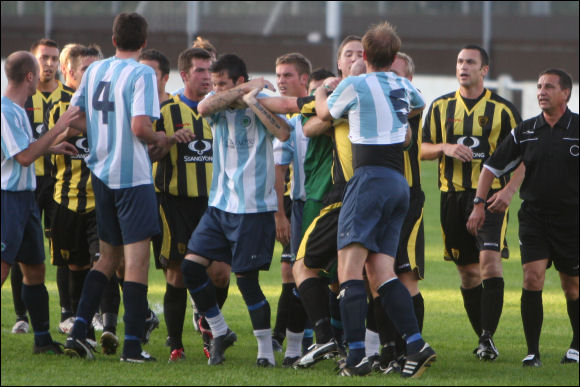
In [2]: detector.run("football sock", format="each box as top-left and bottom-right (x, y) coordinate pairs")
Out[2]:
(69, 268), (89, 314)
(102, 313), (118, 335)
(182, 259), (218, 313)
(237, 272), (271, 330)
(206, 312), (228, 337)
(273, 283), (294, 341)
(377, 278), (424, 355)
(72, 270), (109, 340)
(339, 280), (367, 367)
(57, 265), (72, 321)
(302, 328), (314, 352)
(298, 277), (332, 344)
(287, 285), (307, 333)
(22, 283), (51, 346)
(254, 328), (275, 365)
(521, 288), (543, 356)
(329, 290), (343, 343)
(11, 264), (27, 319)
(215, 283), (229, 309)
(373, 296), (396, 344)
(481, 277), (504, 337)
(567, 298), (579, 350)
(365, 329), (380, 358)
(164, 283), (187, 350)
(461, 283), (483, 336)
(412, 292), (425, 333)
(285, 329), (304, 358)
(122, 281), (147, 357)
(366, 298), (377, 332)
(100, 275), (120, 315)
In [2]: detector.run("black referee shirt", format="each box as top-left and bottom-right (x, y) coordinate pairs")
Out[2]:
(484, 108), (578, 209)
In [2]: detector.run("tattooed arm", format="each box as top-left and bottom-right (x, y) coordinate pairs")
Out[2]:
(243, 88), (291, 142)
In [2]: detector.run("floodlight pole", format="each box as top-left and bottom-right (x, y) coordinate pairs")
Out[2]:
(44, 1), (52, 39)
(482, 1), (492, 65)
(326, 1), (341, 74)
(187, 1), (200, 48)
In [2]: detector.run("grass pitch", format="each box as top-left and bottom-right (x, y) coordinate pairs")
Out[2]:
(1, 162), (578, 385)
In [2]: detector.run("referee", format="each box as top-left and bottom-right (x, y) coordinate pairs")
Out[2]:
(421, 45), (524, 361)
(467, 69), (578, 367)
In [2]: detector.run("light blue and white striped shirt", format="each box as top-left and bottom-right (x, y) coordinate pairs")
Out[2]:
(1, 96), (36, 191)
(71, 56), (160, 189)
(273, 114), (308, 201)
(327, 72), (425, 145)
(205, 91), (280, 213)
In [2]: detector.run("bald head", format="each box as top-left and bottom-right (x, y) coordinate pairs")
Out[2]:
(5, 51), (38, 84)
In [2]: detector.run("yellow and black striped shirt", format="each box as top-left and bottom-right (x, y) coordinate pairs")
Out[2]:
(48, 100), (94, 213)
(422, 89), (521, 191)
(25, 81), (75, 177)
(153, 95), (212, 197)
(403, 114), (422, 189)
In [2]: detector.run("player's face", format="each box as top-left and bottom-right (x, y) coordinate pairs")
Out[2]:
(140, 59), (168, 96)
(182, 57), (211, 98)
(537, 73), (569, 112)
(34, 45), (59, 83)
(70, 56), (97, 90)
(276, 64), (307, 97)
(337, 41), (363, 78)
(456, 49), (488, 88)
(211, 71), (236, 93)
(390, 56), (410, 81)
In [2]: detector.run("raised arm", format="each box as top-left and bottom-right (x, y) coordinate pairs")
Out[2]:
(243, 88), (290, 142)
(258, 96), (299, 115)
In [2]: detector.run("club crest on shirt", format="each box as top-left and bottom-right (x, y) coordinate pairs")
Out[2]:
(242, 116), (252, 127)
(478, 116), (489, 127)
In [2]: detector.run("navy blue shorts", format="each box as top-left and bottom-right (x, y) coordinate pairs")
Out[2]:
(91, 174), (160, 246)
(290, 199), (305, 257)
(1, 190), (45, 266)
(187, 207), (275, 274)
(337, 166), (409, 256)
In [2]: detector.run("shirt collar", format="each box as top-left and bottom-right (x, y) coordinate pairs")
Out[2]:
(537, 108), (573, 130)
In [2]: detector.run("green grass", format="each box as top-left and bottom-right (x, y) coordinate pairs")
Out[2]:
(1, 161), (578, 385)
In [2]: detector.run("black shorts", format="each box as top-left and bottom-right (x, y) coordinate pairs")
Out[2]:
(280, 195), (293, 263)
(35, 175), (56, 236)
(297, 202), (341, 270)
(50, 204), (98, 267)
(519, 201), (579, 276)
(152, 193), (208, 269)
(441, 190), (509, 266)
(395, 188), (425, 279)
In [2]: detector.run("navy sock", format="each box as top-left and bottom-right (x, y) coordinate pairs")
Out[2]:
(237, 272), (270, 330)
(57, 265), (72, 319)
(164, 283), (187, 350)
(521, 288), (543, 356)
(339, 280), (367, 366)
(182, 259), (218, 314)
(22, 283), (51, 345)
(69, 268), (89, 313)
(287, 285), (308, 333)
(72, 270), (109, 340)
(215, 284), (229, 309)
(122, 281), (148, 357)
(378, 278), (423, 354)
(274, 283), (294, 339)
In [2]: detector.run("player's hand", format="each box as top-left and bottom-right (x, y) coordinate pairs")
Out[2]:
(274, 211), (291, 246)
(466, 205), (485, 236)
(321, 77), (341, 93)
(351, 58), (367, 76)
(486, 189), (512, 213)
(242, 78), (276, 93)
(53, 106), (82, 133)
(49, 141), (78, 156)
(242, 88), (260, 106)
(172, 128), (196, 144)
(443, 143), (473, 162)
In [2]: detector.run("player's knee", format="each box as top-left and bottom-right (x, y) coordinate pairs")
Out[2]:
(522, 268), (545, 291)
(208, 263), (230, 288)
(181, 259), (209, 289)
(458, 264), (481, 288)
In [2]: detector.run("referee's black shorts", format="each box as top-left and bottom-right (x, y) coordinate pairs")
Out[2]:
(441, 190), (509, 266)
(395, 188), (425, 279)
(519, 201), (579, 276)
(152, 193), (208, 269)
(50, 204), (98, 267)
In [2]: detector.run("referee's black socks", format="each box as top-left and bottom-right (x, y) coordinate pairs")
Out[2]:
(461, 284), (483, 337)
(567, 297), (579, 350)
(521, 288), (543, 356)
(481, 277), (504, 338)
(164, 283), (187, 350)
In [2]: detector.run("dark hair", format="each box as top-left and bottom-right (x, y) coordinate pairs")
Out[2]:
(139, 48), (170, 76)
(539, 68), (573, 102)
(462, 44), (489, 67)
(362, 22), (401, 69)
(30, 38), (58, 55)
(210, 54), (248, 83)
(336, 35), (362, 77)
(113, 12), (148, 51)
(178, 47), (211, 73)
(275, 53), (312, 76)
(5, 51), (37, 84)
(84, 44), (103, 60)
(309, 68), (335, 83)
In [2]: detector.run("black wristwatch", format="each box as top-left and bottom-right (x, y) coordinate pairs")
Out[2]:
(473, 196), (486, 205)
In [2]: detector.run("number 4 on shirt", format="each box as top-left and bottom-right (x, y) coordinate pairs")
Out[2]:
(92, 81), (115, 125)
